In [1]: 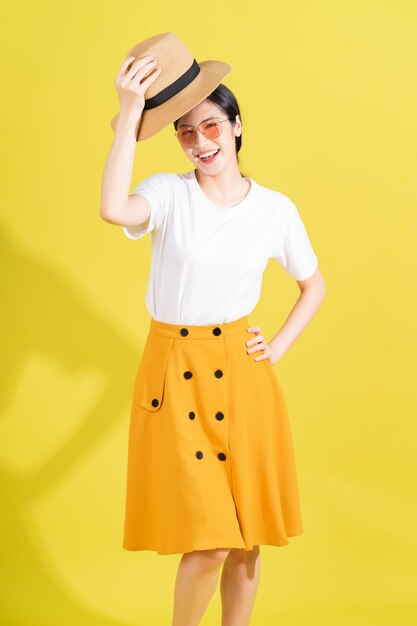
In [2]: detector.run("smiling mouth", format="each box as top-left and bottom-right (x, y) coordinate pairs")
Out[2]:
(196, 148), (221, 162)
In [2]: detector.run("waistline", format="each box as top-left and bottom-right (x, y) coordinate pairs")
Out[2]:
(148, 315), (250, 339)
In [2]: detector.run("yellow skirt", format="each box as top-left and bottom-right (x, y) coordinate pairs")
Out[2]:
(123, 315), (304, 555)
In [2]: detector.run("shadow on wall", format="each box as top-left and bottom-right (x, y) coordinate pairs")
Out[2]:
(1, 220), (141, 625)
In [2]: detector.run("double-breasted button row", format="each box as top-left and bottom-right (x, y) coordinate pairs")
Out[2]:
(179, 326), (227, 462)
(195, 450), (227, 461)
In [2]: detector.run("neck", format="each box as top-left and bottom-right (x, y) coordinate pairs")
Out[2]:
(195, 162), (247, 200)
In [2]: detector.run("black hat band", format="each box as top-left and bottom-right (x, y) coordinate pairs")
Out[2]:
(143, 58), (200, 110)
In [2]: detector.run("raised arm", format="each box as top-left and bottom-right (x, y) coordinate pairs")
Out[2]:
(99, 53), (161, 226)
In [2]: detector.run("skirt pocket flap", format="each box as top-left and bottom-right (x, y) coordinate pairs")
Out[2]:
(133, 334), (174, 412)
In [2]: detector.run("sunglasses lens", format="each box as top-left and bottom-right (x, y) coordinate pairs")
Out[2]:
(177, 121), (223, 145)
(202, 121), (221, 139)
(177, 128), (195, 145)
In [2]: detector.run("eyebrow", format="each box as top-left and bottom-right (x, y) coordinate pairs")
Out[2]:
(178, 116), (218, 128)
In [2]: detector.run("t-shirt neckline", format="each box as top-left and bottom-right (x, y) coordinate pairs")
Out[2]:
(191, 169), (255, 213)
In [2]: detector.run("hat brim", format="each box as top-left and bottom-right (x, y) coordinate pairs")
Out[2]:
(110, 60), (232, 142)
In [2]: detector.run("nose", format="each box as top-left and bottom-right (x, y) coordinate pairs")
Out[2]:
(193, 128), (216, 151)
(195, 128), (207, 143)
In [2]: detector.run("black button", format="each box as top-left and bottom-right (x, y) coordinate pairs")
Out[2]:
(189, 411), (196, 420)
(151, 398), (159, 407)
(183, 371), (193, 379)
(217, 452), (227, 461)
(180, 328), (189, 336)
(196, 450), (204, 459)
(215, 411), (224, 421)
(212, 327), (222, 336)
(214, 369), (223, 378)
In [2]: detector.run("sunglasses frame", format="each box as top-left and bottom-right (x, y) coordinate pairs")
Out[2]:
(174, 118), (230, 146)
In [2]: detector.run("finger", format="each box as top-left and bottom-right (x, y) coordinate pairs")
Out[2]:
(246, 335), (264, 346)
(246, 326), (261, 332)
(129, 54), (155, 71)
(117, 55), (135, 76)
(247, 342), (266, 354)
(127, 57), (158, 83)
(131, 63), (160, 89)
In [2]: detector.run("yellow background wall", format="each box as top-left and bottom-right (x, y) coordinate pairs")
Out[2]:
(1, 1), (416, 624)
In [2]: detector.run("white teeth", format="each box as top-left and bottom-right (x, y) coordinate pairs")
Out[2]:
(199, 149), (219, 159)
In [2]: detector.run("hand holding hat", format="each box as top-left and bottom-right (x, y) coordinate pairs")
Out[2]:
(113, 53), (162, 140)
(110, 32), (232, 142)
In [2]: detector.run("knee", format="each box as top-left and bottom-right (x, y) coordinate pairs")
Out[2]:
(182, 548), (231, 572)
(222, 546), (260, 579)
(227, 545), (260, 563)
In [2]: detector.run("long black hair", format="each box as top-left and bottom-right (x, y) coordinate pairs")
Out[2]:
(173, 83), (249, 178)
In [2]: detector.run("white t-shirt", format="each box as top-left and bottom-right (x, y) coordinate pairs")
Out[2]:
(123, 169), (318, 325)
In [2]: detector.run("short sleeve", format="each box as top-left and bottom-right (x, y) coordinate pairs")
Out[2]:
(122, 172), (173, 240)
(272, 200), (319, 280)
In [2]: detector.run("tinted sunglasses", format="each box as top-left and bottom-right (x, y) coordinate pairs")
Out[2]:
(174, 118), (229, 147)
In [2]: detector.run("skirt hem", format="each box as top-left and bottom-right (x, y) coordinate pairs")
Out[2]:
(122, 531), (304, 556)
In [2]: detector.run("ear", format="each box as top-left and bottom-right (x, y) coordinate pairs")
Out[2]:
(234, 114), (242, 136)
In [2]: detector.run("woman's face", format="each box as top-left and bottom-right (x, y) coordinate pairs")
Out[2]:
(176, 99), (241, 173)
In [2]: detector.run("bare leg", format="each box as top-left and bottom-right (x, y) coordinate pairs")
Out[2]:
(220, 545), (261, 626)
(171, 548), (231, 626)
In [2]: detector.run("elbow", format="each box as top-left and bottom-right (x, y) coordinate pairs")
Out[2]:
(99, 208), (110, 223)
(99, 206), (119, 225)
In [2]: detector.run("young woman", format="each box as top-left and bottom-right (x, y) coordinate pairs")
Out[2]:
(101, 34), (326, 626)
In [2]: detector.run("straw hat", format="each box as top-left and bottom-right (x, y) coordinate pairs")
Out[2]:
(110, 32), (232, 142)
